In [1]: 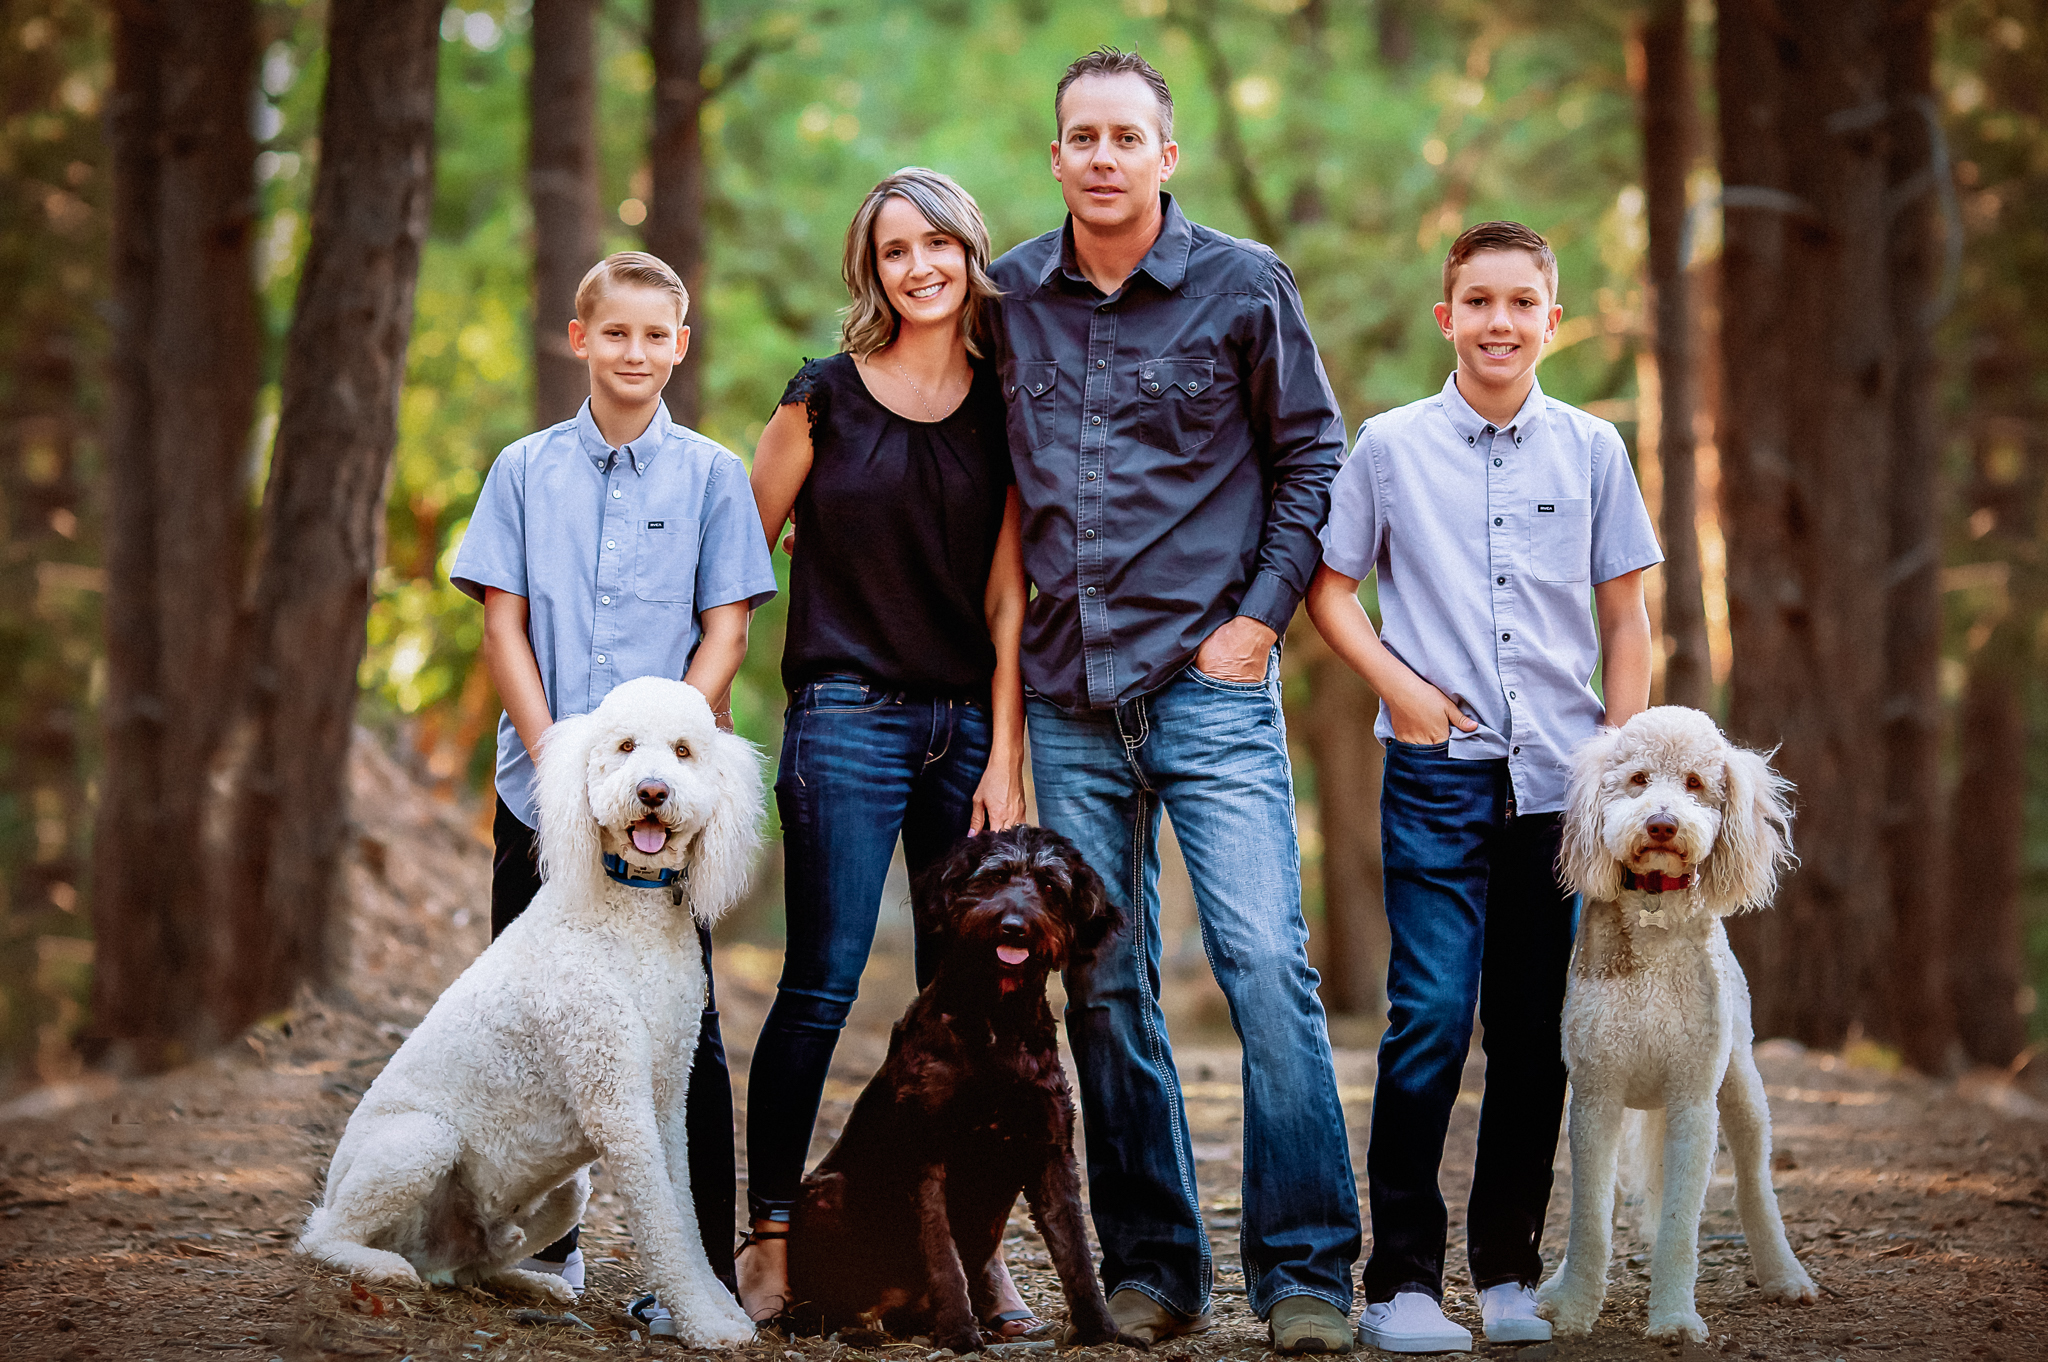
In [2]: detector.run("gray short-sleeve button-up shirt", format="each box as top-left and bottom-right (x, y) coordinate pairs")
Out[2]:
(1319, 374), (1662, 813)
(450, 399), (777, 825)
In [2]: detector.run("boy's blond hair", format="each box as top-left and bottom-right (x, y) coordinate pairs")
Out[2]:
(575, 251), (689, 324)
(1443, 221), (1558, 303)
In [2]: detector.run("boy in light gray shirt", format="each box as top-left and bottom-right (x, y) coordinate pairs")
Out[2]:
(1306, 221), (1661, 1353)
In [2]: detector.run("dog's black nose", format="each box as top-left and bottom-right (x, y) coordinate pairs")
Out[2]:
(999, 916), (1027, 940)
(636, 779), (670, 808)
(1646, 817), (1677, 843)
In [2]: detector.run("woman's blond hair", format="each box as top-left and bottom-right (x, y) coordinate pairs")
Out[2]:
(840, 168), (1001, 359)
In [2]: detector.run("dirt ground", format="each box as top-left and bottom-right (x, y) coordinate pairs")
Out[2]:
(3, 748), (2046, 1361)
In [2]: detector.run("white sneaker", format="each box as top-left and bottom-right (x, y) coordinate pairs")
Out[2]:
(515, 1246), (585, 1296)
(1478, 1283), (1551, 1343)
(1354, 1292), (1472, 1354)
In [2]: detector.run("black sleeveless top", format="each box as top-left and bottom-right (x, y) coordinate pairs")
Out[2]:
(777, 352), (1013, 697)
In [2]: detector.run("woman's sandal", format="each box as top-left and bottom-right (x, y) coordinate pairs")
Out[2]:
(983, 1308), (1054, 1341)
(734, 1225), (793, 1325)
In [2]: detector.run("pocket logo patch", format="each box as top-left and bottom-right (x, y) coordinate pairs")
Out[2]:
(1537, 503), (1555, 513)
(647, 520), (665, 529)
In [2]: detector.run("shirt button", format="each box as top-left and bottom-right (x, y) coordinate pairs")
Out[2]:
(1493, 458), (1502, 467)
(601, 595), (612, 605)
(1513, 745), (1521, 755)
(1468, 436), (1475, 445)
(612, 488), (622, 498)
(1509, 691), (1517, 699)
(1497, 576), (1507, 585)
(1092, 415), (1102, 425)
(1149, 382), (1161, 392)
(1086, 586), (1098, 596)
(1084, 529), (1096, 539)
(1096, 359), (1106, 368)
(1085, 471), (1097, 480)
(596, 653), (607, 664)
(605, 539), (616, 549)
(1493, 517), (1503, 527)
(1501, 632), (1511, 642)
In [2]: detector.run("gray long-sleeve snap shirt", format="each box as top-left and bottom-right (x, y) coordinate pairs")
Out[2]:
(989, 194), (1345, 711)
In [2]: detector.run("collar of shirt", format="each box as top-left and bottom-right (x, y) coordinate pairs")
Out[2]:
(1437, 371), (1550, 448)
(574, 398), (670, 474)
(1041, 192), (1195, 294)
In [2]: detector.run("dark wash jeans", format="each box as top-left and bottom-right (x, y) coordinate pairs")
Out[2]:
(492, 798), (737, 1293)
(746, 677), (991, 1221)
(1362, 740), (1578, 1304)
(1027, 655), (1359, 1319)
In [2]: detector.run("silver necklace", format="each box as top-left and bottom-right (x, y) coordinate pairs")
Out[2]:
(888, 357), (943, 422)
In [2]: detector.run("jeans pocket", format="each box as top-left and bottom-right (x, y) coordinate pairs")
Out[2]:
(1186, 663), (1270, 693)
(803, 677), (889, 713)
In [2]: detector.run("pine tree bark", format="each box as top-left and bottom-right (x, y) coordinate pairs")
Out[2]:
(1717, 0), (1894, 1048)
(217, 0), (441, 1035)
(648, 0), (706, 428)
(1946, 628), (2028, 1066)
(1306, 649), (1388, 1018)
(1639, 0), (1709, 713)
(1877, 0), (1953, 1071)
(529, 0), (600, 427)
(89, 0), (258, 1071)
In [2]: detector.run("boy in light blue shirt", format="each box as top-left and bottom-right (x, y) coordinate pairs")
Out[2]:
(1306, 222), (1661, 1352)
(451, 252), (777, 1308)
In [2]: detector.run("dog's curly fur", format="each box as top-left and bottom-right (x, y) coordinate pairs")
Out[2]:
(1536, 706), (1819, 1343)
(788, 826), (1129, 1353)
(298, 677), (761, 1345)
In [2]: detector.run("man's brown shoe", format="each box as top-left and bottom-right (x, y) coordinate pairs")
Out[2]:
(1268, 1295), (1355, 1355)
(1104, 1288), (1216, 1346)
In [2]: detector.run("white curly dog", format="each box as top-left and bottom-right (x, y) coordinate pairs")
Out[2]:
(298, 677), (760, 1346)
(1536, 706), (1818, 1344)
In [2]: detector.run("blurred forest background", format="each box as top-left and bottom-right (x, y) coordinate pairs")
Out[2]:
(1, 0), (2043, 1095)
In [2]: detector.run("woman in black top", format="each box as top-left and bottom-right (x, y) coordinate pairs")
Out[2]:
(742, 169), (1030, 1328)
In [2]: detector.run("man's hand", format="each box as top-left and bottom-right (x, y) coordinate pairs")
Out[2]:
(1193, 615), (1279, 683)
(1384, 672), (1480, 745)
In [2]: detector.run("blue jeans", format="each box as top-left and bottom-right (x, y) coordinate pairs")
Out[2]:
(1027, 654), (1359, 1319)
(1363, 740), (1577, 1304)
(746, 677), (991, 1221)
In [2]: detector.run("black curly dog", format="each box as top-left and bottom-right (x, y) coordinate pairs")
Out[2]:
(788, 825), (1132, 1352)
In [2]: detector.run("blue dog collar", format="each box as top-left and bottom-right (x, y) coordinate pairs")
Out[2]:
(602, 853), (687, 896)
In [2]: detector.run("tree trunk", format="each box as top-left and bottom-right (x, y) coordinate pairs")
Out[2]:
(1639, 0), (1709, 713)
(1946, 629), (2028, 1067)
(217, 0), (441, 1036)
(1877, 0), (1952, 1072)
(89, 0), (258, 1073)
(1717, 0), (1894, 1049)
(648, 0), (707, 428)
(1298, 635), (1387, 1018)
(529, 0), (600, 427)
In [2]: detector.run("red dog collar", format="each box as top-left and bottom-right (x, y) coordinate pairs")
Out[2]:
(1623, 867), (1692, 894)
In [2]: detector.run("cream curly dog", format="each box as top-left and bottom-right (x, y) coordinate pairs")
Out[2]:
(298, 677), (760, 1345)
(1536, 706), (1818, 1344)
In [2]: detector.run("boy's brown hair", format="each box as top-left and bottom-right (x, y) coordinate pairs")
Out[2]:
(575, 251), (689, 324)
(1442, 221), (1558, 303)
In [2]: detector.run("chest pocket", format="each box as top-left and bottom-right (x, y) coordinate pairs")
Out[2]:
(1003, 360), (1060, 453)
(1136, 358), (1220, 453)
(1528, 499), (1592, 583)
(635, 515), (698, 604)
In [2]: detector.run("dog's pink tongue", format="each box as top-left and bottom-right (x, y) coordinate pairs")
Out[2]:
(997, 945), (1030, 966)
(631, 823), (668, 855)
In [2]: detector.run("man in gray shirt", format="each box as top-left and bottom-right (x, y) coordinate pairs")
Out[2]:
(988, 48), (1356, 1356)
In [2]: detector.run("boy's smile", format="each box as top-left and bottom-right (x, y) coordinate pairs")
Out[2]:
(1434, 248), (1561, 426)
(569, 283), (690, 444)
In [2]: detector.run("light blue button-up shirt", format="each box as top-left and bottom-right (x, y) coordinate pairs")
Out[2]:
(1319, 373), (1662, 813)
(451, 399), (778, 825)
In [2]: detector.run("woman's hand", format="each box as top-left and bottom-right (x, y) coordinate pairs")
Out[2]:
(970, 757), (1027, 833)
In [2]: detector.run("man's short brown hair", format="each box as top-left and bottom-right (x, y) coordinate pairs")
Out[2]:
(1443, 221), (1558, 302)
(1055, 47), (1174, 142)
(575, 250), (689, 324)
